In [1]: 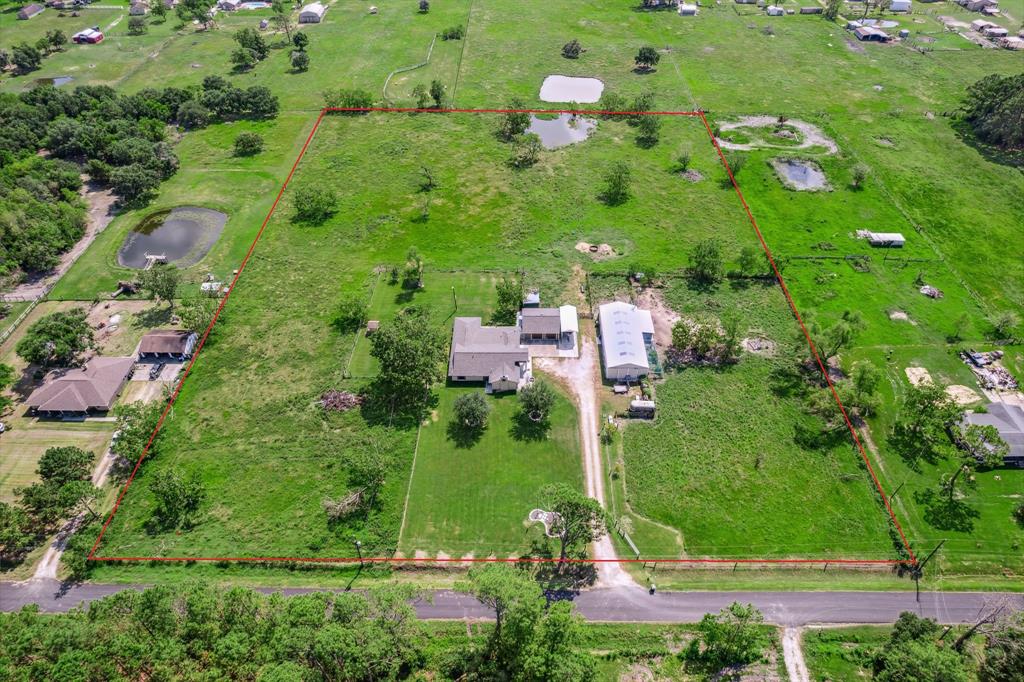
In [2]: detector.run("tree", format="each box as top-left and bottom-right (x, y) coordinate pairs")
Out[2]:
(687, 602), (769, 671)
(500, 98), (530, 140)
(804, 309), (865, 363)
(271, 0), (294, 40)
(519, 380), (556, 421)
(292, 31), (309, 51)
(510, 133), (542, 168)
(111, 401), (164, 474)
(851, 162), (870, 189)
(494, 274), (524, 324)
(635, 113), (661, 147)
(403, 247), (424, 289)
(890, 383), (962, 468)
(0, 363), (15, 414)
(412, 84), (429, 109)
(689, 238), (724, 285)
(737, 245), (762, 277)
(540, 483), (608, 565)
(291, 50), (310, 72)
(562, 39), (582, 59)
(960, 73), (1024, 152)
(419, 0), (430, 11)
(990, 311), (1020, 339)
(823, 0), (842, 20)
(149, 469), (205, 529)
(332, 294), (368, 333)
(960, 424), (1009, 470)
(873, 613), (968, 682)
(231, 47), (259, 71)
(128, 16), (148, 35)
(602, 161), (631, 205)
(429, 79), (445, 108)
(634, 46), (660, 71)
(16, 309), (93, 367)
(177, 0), (216, 27)
(847, 360), (882, 417)
(138, 264), (180, 308)
(675, 149), (692, 172)
(177, 297), (218, 336)
(234, 28), (269, 60)
(37, 446), (93, 485)
(11, 43), (42, 73)
(0, 502), (35, 564)
(176, 100), (212, 129)
(369, 307), (446, 410)
(724, 151), (747, 178)
(151, 0), (167, 21)
(453, 392), (490, 430)
(233, 132), (264, 156)
(17, 446), (99, 526)
(980, 610), (1024, 682)
(46, 29), (68, 52)
(293, 185), (337, 223)
(109, 163), (162, 203)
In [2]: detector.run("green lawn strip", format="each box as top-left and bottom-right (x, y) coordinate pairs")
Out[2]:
(0, 419), (115, 503)
(399, 378), (583, 557)
(802, 625), (891, 680)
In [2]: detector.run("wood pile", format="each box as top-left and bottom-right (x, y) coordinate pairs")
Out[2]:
(319, 390), (363, 412)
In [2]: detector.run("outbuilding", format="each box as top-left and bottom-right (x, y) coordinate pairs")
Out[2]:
(999, 36), (1024, 49)
(970, 18), (997, 30)
(129, 2), (148, 14)
(867, 232), (905, 247)
(678, 3), (698, 15)
(71, 28), (104, 43)
(218, 0), (239, 9)
(983, 25), (1008, 37)
(799, 6), (823, 13)
(962, 403), (1024, 468)
(889, 0), (911, 11)
(298, 1), (326, 22)
(854, 26), (890, 41)
(17, 3), (45, 19)
(138, 329), (198, 361)
(597, 302), (655, 381)
(766, 5), (785, 15)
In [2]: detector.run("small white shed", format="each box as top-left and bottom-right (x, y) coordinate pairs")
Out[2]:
(766, 4), (785, 15)
(678, 3), (698, 15)
(889, 0), (911, 11)
(867, 232), (906, 248)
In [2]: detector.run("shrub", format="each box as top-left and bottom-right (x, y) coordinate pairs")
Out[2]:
(293, 185), (338, 224)
(441, 25), (464, 40)
(453, 392), (490, 430)
(562, 39), (582, 59)
(333, 294), (368, 333)
(519, 380), (556, 421)
(233, 132), (264, 156)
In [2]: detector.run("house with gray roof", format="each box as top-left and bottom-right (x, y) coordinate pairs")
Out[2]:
(25, 357), (135, 417)
(139, 329), (198, 361)
(448, 318), (530, 393)
(963, 403), (1024, 468)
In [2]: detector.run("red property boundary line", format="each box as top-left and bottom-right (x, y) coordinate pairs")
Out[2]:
(88, 106), (918, 568)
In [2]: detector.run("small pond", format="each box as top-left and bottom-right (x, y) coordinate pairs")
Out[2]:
(539, 75), (604, 103)
(117, 206), (228, 269)
(772, 158), (828, 191)
(861, 18), (899, 28)
(239, 1), (271, 8)
(528, 114), (597, 149)
(33, 76), (74, 88)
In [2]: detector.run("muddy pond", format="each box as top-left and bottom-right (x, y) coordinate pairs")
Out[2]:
(539, 75), (604, 103)
(528, 114), (597, 149)
(772, 158), (828, 191)
(117, 206), (227, 269)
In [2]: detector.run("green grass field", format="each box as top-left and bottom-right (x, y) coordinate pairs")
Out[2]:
(802, 625), (891, 681)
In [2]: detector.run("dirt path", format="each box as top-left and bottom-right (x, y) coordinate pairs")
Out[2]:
(3, 180), (117, 302)
(716, 116), (839, 154)
(535, 334), (638, 589)
(782, 628), (810, 682)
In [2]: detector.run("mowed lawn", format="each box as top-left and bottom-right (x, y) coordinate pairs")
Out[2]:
(399, 382), (583, 557)
(0, 421), (115, 503)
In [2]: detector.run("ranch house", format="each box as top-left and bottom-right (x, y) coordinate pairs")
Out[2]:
(25, 357), (135, 417)
(448, 318), (531, 393)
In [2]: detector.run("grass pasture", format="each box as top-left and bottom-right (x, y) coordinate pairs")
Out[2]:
(0, 420), (114, 503)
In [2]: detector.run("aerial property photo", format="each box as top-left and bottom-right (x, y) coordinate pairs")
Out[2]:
(0, 0), (1022, 680)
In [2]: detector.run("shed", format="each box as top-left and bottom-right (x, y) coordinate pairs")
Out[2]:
(899, 29), (910, 38)
(597, 302), (655, 381)
(298, 1), (326, 22)
(71, 28), (104, 43)
(138, 329), (198, 361)
(889, 0), (911, 11)
(365, 320), (380, 335)
(983, 26), (1008, 37)
(17, 3), (45, 19)
(218, 0), (239, 9)
(867, 232), (905, 247)
(629, 399), (656, 418)
(970, 19), (996, 30)
(854, 26), (890, 41)
(678, 3), (698, 15)
(999, 36), (1024, 49)
(799, 6), (823, 13)
(766, 5), (784, 15)
(522, 291), (541, 308)
(129, 2), (148, 14)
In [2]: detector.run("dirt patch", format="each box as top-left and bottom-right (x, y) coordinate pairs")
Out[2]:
(680, 169), (704, 183)
(875, 136), (896, 147)
(888, 309), (916, 325)
(844, 37), (867, 54)
(575, 241), (618, 260)
(716, 116), (838, 154)
(946, 385), (980, 406)
(620, 663), (656, 682)
(743, 337), (776, 355)
(636, 288), (679, 352)
(905, 366), (932, 386)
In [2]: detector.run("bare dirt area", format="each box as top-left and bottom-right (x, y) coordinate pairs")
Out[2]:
(716, 116), (839, 154)
(680, 169), (704, 183)
(905, 366), (932, 386)
(575, 241), (619, 260)
(636, 288), (679, 354)
(743, 337), (776, 355)
(888, 309), (916, 325)
(782, 628), (810, 682)
(946, 385), (980, 406)
(3, 180), (117, 302)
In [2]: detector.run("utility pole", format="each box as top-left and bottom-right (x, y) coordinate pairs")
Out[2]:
(451, 286), (457, 312)
(888, 481), (905, 505)
(914, 539), (945, 602)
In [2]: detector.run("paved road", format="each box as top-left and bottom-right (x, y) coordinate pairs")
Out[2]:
(3, 580), (1021, 625)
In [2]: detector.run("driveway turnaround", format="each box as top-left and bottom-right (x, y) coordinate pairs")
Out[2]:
(3, 579), (1021, 625)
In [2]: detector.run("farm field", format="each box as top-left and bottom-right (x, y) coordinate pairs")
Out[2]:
(0, 0), (1020, 591)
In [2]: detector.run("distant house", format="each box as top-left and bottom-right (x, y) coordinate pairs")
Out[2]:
(72, 28), (104, 44)
(964, 0), (997, 11)
(138, 329), (198, 361)
(766, 5), (784, 15)
(298, 1), (326, 22)
(962, 403), (1024, 468)
(448, 318), (530, 393)
(597, 302), (655, 381)
(854, 26), (890, 41)
(17, 3), (45, 19)
(218, 0), (239, 9)
(129, 1), (148, 15)
(970, 18), (997, 31)
(999, 36), (1024, 49)
(678, 3), (698, 15)
(983, 25), (1008, 37)
(889, 0), (911, 11)
(519, 306), (579, 349)
(25, 357), (135, 417)
(866, 232), (905, 247)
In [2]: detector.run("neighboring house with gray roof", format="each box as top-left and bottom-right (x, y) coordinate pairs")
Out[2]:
(25, 357), (135, 417)
(448, 318), (530, 393)
(963, 403), (1024, 467)
(139, 329), (198, 361)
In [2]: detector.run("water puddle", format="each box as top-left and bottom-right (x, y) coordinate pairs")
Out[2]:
(528, 114), (597, 149)
(539, 75), (604, 103)
(771, 158), (828, 191)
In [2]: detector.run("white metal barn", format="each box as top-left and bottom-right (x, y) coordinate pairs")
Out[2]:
(299, 2), (326, 23)
(597, 302), (655, 381)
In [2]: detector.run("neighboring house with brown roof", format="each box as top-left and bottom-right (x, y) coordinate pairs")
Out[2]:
(138, 329), (198, 361)
(25, 357), (135, 417)
(448, 318), (530, 393)
(17, 3), (45, 19)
